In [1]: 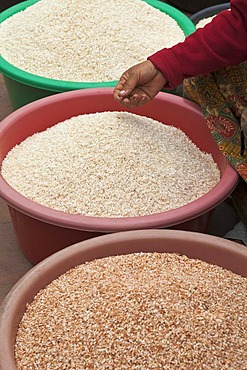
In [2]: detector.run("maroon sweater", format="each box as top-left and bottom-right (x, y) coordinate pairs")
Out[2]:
(148, 0), (247, 88)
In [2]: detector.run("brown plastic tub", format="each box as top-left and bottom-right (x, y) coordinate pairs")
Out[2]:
(0, 229), (246, 370)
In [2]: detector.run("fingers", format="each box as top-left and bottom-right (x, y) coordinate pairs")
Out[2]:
(113, 72), (134, 103)
(113, 73), (150, 108)
(118, 92), (150, 109)
(113, 60), (158, 108)
(116, 89), (150, 109)
(114, 63), (142, 101)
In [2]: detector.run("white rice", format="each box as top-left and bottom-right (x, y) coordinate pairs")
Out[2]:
(196, 9), (230, 29)
(196, 15), (217, 28)
(0, 0), (185, 82)
(1, 111), (220, 217)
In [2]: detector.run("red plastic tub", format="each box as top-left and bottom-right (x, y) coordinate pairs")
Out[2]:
(0, 229), (246, 370)
(0, 88), (239, 264)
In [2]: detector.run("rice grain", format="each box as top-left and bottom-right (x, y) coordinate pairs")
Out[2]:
(0, 0), (185, 82)
(15, 252), (247, 369)
(1, 111), (220, 217)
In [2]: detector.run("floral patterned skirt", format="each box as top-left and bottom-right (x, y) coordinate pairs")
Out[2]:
(183, 61), (247, 225)
(183, 61), (247, 181)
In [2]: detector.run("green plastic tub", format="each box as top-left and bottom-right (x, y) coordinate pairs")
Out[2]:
(0, 0), (196, 109)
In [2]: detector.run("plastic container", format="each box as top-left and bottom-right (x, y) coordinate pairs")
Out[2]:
(0, 0), (196, 109)
(190, 2), (230, 24)
(0, 89), (239, 264)
(0, 229), (246, 370)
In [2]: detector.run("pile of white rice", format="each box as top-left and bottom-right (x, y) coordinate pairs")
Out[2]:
(1, 111), (220, 217)
(0, 0), (185, 82)
(196, 15), (217, 28)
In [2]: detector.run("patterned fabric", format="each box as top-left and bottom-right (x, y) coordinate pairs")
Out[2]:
(183, 61), (247, 181)
(183, 62), (247, 227)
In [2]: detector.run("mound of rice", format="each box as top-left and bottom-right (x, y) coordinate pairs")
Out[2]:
(1, 111), (220, 217)
(0, 0), (185, 82)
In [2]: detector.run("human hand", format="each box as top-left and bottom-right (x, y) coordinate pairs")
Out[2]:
(113, 60), (167, 109)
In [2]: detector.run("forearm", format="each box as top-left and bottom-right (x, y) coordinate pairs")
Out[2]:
(148, 0), (247, 88)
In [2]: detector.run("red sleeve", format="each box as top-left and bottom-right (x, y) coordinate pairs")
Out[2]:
(148, 0), (247, 88)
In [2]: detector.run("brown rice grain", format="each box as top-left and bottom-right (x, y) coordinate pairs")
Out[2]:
(15, 252), (247, 369)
